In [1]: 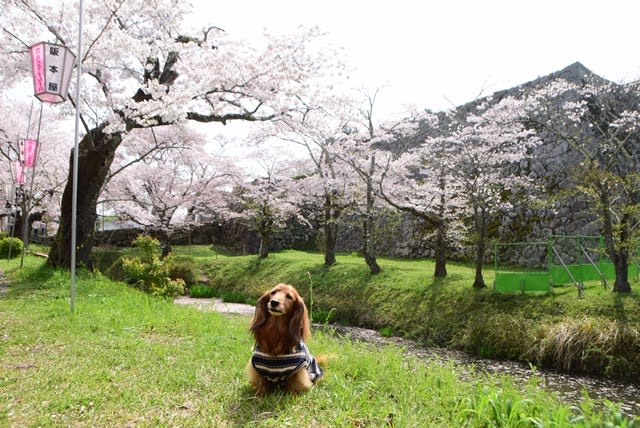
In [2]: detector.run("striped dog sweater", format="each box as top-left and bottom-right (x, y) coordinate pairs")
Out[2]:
(251, 341), (323, 385)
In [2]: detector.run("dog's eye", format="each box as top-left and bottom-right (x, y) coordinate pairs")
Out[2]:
(285, 293), (293, 300)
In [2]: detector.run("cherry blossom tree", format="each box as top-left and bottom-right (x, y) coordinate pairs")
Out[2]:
(230, 155), (309, 259)
(0, 98), (71, 244)
(102, 126), (239, 255)
(527, 78), (640, 293)
(389, 97), (539, 287)
(333, 90), (422, 274)
(257, 91), (359, 266)
(441, 97), (540, 288)
(378, 127), (462, 278)
(0, 0), (341, 269)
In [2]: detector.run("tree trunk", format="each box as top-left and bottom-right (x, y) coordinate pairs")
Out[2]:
(324, 222), (337, 266)
(434, 184), (448, 277)
(434, 219), (448, 277)
(362, 180), (381, 274)
(155, 229), (172, 259)
(259, 231), (270, 259)
(472, 207), (487, 289)
(362, 216), (381, 274)
(613, 254), (631, 292)
(48, 127), (121, 269)
(364, 254), (381, 274)
(600, 189), (632, 293)
(472, 259), (486, 288)
(323, 193), (339, 267)
(611, 219), (631, 293)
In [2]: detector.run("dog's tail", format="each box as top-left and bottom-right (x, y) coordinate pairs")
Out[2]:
(316, 354), (329, 367)
(312, 354), (333, 384)
(315, 353), (336, 369)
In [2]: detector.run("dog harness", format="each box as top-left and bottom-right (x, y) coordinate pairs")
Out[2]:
(251, 341), (323, 385)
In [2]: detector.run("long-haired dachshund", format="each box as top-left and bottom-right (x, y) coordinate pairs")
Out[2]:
(247, 283), (324, 395)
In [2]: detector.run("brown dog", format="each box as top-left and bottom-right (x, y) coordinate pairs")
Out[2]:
(246, 283), (324, 395)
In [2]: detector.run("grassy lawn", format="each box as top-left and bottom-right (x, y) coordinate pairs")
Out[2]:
(0, 253), (637, 426)
(94, 244), (640, 378)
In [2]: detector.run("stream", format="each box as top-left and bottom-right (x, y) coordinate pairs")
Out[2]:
(327, 325), (640, 418)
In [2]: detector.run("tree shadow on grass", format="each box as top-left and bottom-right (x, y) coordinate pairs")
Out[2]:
(246, 256), (264, 273)
(0, 262), (63, 298)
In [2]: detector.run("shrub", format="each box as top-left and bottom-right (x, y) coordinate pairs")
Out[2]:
(312, 307), (337, 325)
(131, 234), (161, 263)
(0, 237), (23, 259)
(122, 235), (185, 298)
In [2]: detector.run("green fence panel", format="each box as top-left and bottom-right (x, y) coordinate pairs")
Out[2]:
(599, 263), (615, 280)
(523, 272), (552, 292)
(550, 265), (573, 285)
(495, 272), (551, 293)
(599, 262), (638, 280)
(494, 272), (523, 292)
(551, 264), (604, 283)
(577, 264), (601, 281)
(550, 262), (638, 284)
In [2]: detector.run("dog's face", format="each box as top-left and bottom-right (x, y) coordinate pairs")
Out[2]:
(250, 283), (312, 355)
(265, 284), (300, 317)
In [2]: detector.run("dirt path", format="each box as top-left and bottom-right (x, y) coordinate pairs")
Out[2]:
(173, 295), (255, 316)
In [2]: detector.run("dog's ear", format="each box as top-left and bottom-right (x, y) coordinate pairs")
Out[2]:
(289, 297), (311, 343)
(250, 292), (270, 335)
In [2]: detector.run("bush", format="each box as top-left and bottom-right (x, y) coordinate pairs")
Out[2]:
(167, 256), (198, 287)
(121, 235), (185, 298)
(0, 237), (23, 259)
(131, 234), (161, 263)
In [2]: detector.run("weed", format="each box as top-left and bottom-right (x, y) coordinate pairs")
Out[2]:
(188, 285), (219, 298)
(312, 307), (337, 325)
(379, 326), (394, 337)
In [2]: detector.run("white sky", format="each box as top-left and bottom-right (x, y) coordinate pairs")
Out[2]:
(189, 0), (640, 117)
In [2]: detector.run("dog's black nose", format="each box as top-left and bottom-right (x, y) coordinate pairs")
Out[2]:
(270, 299), (279, 308)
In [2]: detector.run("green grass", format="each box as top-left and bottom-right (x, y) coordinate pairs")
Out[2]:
(0, 256), (636, 427)
(193, 249), (640, 380)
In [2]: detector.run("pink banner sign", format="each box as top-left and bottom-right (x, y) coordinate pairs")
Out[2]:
(19, 139), (38, 168)
(30, 43), (46, 96)
(12, 161), (25, 184)
(30, 42), (76, 103)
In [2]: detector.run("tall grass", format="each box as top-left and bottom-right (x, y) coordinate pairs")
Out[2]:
(1, 256), (635, 426)
(528, 317), (640, 378)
